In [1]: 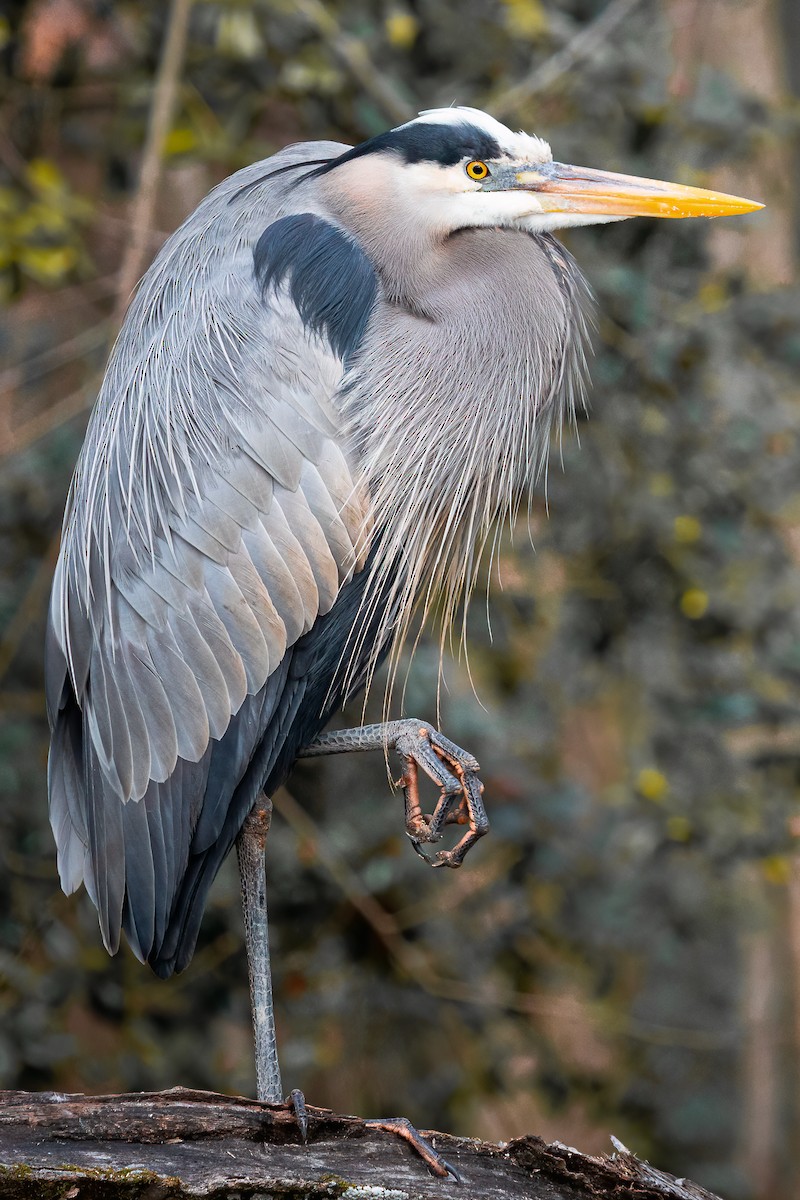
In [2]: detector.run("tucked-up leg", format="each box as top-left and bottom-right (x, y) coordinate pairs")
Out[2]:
(292, 720), (483, 1179)
(236, 799), (283, 1104)
(299, 719), (488, 868)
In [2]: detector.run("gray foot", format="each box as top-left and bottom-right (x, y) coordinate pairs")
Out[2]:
(300, 719), (489, 869)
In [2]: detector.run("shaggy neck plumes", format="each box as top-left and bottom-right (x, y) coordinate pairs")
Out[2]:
(331, 220), (592, 705)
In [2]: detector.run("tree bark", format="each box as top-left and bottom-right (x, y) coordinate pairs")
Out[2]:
(665, 0), (795, 288)
(0, 1087), (726, 1199)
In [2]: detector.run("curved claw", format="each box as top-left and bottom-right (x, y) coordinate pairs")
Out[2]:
(285, 1088), (308, 1143)
(409, 834), (434, 863)
(443, 1159), (464, 1185)
(393, 720), (489, 870)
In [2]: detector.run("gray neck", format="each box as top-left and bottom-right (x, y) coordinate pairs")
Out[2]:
(344, 222), (589, 499)
(324, 213), (591, 705)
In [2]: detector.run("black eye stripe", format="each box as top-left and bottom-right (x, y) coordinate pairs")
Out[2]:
(312, 123), (503, 176)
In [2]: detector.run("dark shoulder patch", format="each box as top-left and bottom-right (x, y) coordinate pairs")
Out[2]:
(253, 213), (377, 362)
(315, 122), (502, 173)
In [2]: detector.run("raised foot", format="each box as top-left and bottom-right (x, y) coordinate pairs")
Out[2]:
(392, 720), (488, 870)
(297, 718), (489, 869)
(365, 1116), (463, 1183)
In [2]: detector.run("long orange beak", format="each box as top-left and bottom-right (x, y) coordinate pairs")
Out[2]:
(515, 162), (764, 219)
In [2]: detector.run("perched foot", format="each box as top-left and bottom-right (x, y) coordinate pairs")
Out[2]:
(365, 1117), (462, 1183)
(286, 1088), (308, 1143)
(277, 1092), (461, 1182)
(392, 721), (488, 869)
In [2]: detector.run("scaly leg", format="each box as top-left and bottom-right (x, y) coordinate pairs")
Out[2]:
(298, 719), (488, 868)
(236, 798), (462, 1176)
(236, 799), (283, 1104)
(296, 721), (476, 1179)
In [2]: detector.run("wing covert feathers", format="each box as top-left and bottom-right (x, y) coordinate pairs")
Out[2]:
(46, 146), (376, 967)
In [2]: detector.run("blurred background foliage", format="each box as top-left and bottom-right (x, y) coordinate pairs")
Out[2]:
(0, 0), (799, 1197)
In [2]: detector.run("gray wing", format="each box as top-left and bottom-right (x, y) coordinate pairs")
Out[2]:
(46, 146), (377, 965)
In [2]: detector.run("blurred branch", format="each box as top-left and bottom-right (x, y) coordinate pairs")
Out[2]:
(0, 325), (107, 398)
(491, 0), (643, 118)
(0, 691), (44, 716)
(272, 789), (734, 1049)
(739, 867), (779, 1196)
(113, 0), (195, 322)
(0, 1087), (728, 1200)
(0, 539), (59, 686)
(725, 722), (800, 759)
(0, 128), (29, 182)
(291, 0), (414, 125)
(0, 318), (110, 457)
(0, 381), (98, 459)
(96, 209), (170, 246)
(0, 0), (194, 456)
(392, 843), (522, 929)
(272, 787), (431, 977)
(788, 820), (800, 1158)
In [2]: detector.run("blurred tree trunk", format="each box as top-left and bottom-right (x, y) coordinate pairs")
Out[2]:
(777, 0), (800, 259)
(666, 0), (795, 286)
(738, 871), (780, 1200)
(787, 819), (800, 1188)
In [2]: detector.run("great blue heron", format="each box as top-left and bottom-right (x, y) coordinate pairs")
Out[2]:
(46, 106), (761, 1174)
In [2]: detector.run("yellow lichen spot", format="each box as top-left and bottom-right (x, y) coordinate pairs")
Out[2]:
(640, 104), (667, 125)
(26, 158), (65, 193)
(641, 406), (668, 435)
(19, 244), (77, 283)
(216, 10), (262, 59)
(667, 815), (692, 841)
(637, 768), (668, 803)
(751, 670), (790, 704)
(680, 588), (708, 619)
(697, 281), (727, 313)
(761, 855), (789, 885)
(164, 126), (198, 156)
(0, 185), (18, 218)
(649, 472), (674, 498)
(502, 0), (548, 38)
(385, 10), (419, 48)
(14, 202), (69, 237)
(674, 515), (702, 544)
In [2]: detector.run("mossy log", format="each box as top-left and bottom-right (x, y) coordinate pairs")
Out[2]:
(0, 1087), (724, 1199)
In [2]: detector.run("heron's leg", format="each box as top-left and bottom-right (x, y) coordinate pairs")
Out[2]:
(236, 799), (283, 1105)
(293, 729), (469, 1182)
(298, 719), (488, 869)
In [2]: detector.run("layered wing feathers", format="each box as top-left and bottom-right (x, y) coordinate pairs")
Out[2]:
(46, 147), (378, 967)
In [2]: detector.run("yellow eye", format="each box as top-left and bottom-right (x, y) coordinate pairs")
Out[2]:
(466, 160), (490, 181)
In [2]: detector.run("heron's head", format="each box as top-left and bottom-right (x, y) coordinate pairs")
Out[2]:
(317, 106), (762, 240)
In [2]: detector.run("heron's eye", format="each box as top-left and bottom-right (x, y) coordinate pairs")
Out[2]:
(465, 160), (490, 181)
